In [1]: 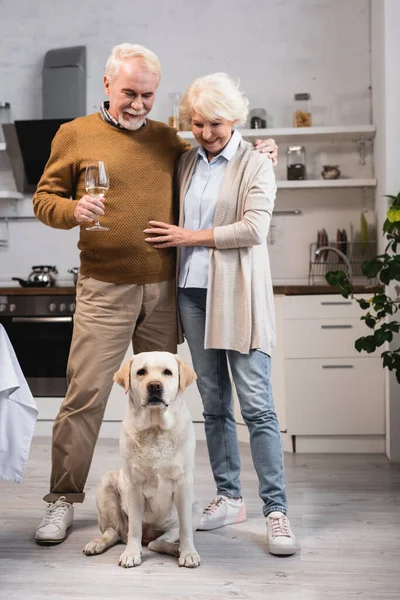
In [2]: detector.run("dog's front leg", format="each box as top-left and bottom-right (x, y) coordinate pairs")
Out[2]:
(118, 479), (144, 568)
(174, 478), (200, 568)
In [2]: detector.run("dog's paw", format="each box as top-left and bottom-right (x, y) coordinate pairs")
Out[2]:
(83, 538), (106, 556)
(178, 550), (201, 568)
(118, 548), (142, 568)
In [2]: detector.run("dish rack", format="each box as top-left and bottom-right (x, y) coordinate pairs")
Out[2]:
(308, 241), (377, 284)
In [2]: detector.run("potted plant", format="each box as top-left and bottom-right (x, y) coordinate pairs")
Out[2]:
(326, 193), (400, 383)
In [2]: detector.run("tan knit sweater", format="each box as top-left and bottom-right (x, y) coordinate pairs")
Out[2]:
(33, 113), (190, 284)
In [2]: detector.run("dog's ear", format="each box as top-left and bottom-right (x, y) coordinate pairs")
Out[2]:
(175, 355), (197, 392)
(113, 358), (133, 393)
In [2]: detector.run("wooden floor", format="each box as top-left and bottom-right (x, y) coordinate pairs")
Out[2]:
(1, 439), (400, 600)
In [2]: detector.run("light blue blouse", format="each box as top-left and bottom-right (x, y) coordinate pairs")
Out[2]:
(178, 129), (242, 288)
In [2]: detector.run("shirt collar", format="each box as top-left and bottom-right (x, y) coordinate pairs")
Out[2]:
(197, 128), (242, 163)
(100, 101), (124, 129)
(100, 101), (146, 130)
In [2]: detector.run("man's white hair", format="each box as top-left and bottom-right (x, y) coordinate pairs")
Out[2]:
(105, 43), (162, 83)
(180, 73), (249, 126)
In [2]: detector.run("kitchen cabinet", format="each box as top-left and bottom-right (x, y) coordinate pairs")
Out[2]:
(283, 294), (385, 440)
(33, 290), (386, 452)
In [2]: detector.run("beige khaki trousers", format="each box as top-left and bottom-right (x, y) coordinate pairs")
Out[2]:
(43, 274), (177, 503)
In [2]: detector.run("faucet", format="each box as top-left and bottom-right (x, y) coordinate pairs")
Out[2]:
(315, 246), (353, 281)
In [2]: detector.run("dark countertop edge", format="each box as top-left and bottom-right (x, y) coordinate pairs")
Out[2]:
(273, 285), (384, 296)
(0, 287), (77, 295)
(0, 285), (384, 296)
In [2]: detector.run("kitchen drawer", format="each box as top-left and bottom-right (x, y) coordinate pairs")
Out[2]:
(284, 294), (373, 320)
(284, 318), (379, 358)
(285, 357), (385, 435)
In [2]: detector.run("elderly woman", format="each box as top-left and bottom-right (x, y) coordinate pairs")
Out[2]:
(144, 73), (296, 556)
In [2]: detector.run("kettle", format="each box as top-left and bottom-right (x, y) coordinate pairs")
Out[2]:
(68, 267), (79, 286)
(12, 265), (58, 288)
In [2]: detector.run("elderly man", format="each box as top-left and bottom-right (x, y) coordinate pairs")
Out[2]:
(33, 43), (277, 545)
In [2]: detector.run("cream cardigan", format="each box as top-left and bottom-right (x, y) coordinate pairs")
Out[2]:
(176, 139), (277, 355)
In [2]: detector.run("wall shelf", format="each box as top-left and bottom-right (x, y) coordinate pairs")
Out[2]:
(178, 125), (376, 142)
(277, 178), (377, 189)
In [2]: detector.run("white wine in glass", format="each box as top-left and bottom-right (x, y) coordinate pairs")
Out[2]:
(85, 160), (110, 231)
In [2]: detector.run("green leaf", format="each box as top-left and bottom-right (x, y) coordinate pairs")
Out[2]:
(355, 338), (365, 353)
(365, 317), (376, 329)
(362, 258), (383, 278)
(355, 336), (377, 354)
(382, 352), (394, 369)
(388, 260), (400, 281)
(374, 328), (388, 346)
(383, 219), (396, 234)
(358, 298), (370, 310)
(387, 208), (400, 223)
(380, 268), (391, 285)
(325, 271), (353, 297)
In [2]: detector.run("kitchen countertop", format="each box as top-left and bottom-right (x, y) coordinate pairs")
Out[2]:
(273, 284), (383, 295)
(0, 285), (383, 296)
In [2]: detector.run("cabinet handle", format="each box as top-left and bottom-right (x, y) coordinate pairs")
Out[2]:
(320, 301), (352, 306)
(322, 365), (354, 369)
(321, 324), (353, 329)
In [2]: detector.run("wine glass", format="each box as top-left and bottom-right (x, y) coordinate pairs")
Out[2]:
(85, 160), (110, 231)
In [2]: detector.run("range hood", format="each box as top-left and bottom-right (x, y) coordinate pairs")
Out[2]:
(2, 119), (71, 193)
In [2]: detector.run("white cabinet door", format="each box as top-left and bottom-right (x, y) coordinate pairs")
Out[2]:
(285, 357), (385, 435)
(284, 318), (379, 359)
(284, 294), (372, 320)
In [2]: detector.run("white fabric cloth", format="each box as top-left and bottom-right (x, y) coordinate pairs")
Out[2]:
(0, 324), (38, 482)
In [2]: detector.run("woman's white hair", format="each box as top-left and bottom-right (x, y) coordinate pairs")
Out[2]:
(180, 73), (249, 126)
(105, 43), (162, 84)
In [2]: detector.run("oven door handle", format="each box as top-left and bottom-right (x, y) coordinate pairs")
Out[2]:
(11, 316), (73, 323)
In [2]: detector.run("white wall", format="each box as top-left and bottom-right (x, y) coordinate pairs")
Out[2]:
(0, 0), (373, 285)
(371, 0), (400, 463)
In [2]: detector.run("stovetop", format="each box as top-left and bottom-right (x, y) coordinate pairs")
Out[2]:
(0, 287), (76, 316)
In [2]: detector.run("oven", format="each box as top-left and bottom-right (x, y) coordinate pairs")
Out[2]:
(0, 293), (75, 397)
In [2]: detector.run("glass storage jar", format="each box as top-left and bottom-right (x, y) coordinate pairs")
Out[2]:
(249, 108), (267, 129)
(287, 145), (306, 180)
(168, 93), (182, 130)
(293, 93), (312, 127)
(0, 102), (11, 143)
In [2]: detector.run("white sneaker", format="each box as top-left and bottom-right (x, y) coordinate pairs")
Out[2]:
(266, 511), (296, 555)
(198, 495), (247, 530)
(35, 496), (74, 545)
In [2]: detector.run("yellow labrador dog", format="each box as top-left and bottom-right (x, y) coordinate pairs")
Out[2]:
(83, 352), (202, 568)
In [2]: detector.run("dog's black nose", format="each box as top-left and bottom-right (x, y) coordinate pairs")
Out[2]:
(147, 381), (162, 393)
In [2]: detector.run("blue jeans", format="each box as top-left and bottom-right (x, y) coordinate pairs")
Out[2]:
(178, 287), (288, 517)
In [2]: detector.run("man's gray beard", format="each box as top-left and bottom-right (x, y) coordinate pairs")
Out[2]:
(119, 114), (146, 130)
